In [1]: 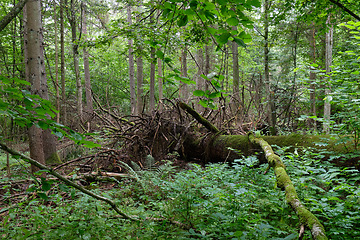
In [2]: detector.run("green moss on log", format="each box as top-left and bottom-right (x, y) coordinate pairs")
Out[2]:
(248, 133), (328, 240)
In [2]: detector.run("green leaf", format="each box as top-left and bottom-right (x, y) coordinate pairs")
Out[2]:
(155, 50), (164, 59)
(27, 185), (37, 192)
(217, 33), (231, 44)
(80, 140), (101, 148)
(41, 180), (52, 191)
(215, 0), (227, 5)
(37, 192), (48, 201)
(177, 15), (188, 27)
(208, 91), (221, 98)
(233, 38), (247, 48)
(53, 130), (63, 138)
(247, 0), (261, 8)
(226, 17), (239, 26)
(70, 131), (83, 141)
(238, 32), (252, 43)
(198, 99), (208, 108)
(193, 90), (205, 97)
(175, 75), (196, 84)
(59, 184), (69, 192)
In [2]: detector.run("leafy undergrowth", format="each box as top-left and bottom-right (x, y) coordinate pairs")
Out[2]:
(1, 148), (359, 239)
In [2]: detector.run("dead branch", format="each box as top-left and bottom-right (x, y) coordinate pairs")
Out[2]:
(178, 102), (219, 133)
(0, 141), (135, 220)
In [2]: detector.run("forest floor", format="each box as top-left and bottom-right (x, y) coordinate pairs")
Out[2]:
(1, 104), (360, 239)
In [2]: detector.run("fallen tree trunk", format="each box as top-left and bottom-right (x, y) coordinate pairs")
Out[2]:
(177, 102), (358, 239)
(248, 133), (327, 240)
(179, 102), (356, 165)
(180, 132), (359, 172)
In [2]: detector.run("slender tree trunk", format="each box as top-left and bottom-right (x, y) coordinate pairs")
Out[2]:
(54, 0), (60, 123)
(195, 48), (204, 112)
(309, 23), (317, 130)
(264, 0), (276, 135)
(68, 0), (83, 124)
(180, 46), (189, 101)
(82, 2), (93, 118)
(204, 45), (210, 78)
(60, 0), (66, 124)
(12, 0), (16, 78)
(158, 57), (163, 110)
(136, 54), (143, 115)
(149, 14), (156, 112)
(149, 30), (156, 111)
(149, 49), (156, 112)
(232, 32), (240, 115)
(136, 2), (144, 115)
(127, 5), (136, 115)
(324, 14), (333, 134)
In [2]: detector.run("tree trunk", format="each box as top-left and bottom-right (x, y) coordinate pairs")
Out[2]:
(309, 23), (317, 130)
(82, 2), (93, 118)
(136, 54), (143, 115)
(195, 48), (204, 112)
(149, 47), (156, 111)
(54, 0), (60, 123)
(68, 0), (83, 124)
(179, 46), (189, 101)
(323, 14), (333, 134)
(158, 57), (163, 110)
(127, 5), (136, 115)
(232, 32), (240, 116)
(264, 0), (276, 135)
(24, 0), (60, 171)
(60, 0), (66, 124)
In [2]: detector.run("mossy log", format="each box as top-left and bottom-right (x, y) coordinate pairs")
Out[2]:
(248, 133), (328, 240)
(182, 133), (356, 165)
(178, 102), (356, 164)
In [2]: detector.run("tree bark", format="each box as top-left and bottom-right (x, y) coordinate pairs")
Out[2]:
(323, 14), (333, 134)
(157, 57), (163, 110)
(127, 5), (136, 115)
(149, 48), (156, 111)
(60, 0), (66, 124)
(82, 2), (93, 117)
(136, 54), (143, 115)
(264, 0), (276, 135)
(24, 0), (61, 171)
(24, 0), (45, 171)
(179, 46), (189, 101)
(195, 48), (204, 113)
(309, 23), (317, 130)
(68, 0), (83, 124)
(54, 0), (60, 123)
(232, 31), (240, 115)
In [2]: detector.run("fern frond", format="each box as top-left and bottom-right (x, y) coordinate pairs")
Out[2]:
(117, 161), (140, 181)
